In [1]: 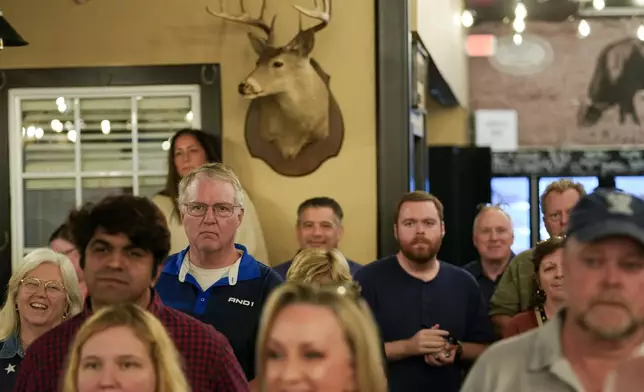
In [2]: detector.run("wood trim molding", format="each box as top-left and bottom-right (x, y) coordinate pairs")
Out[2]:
(375, 0), (412, 258)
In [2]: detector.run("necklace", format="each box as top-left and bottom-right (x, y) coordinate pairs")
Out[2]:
(537, 304), (548, 324)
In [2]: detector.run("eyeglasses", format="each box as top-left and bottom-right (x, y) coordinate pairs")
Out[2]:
(544, 209), (573, 222)
(183, 202), (241, 218)
(20, 277), (66, 297)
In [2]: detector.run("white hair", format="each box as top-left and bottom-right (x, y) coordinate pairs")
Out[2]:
(0, 248), (84, 341)
(177, 162), (245, 208)
(473, 204), (514, 233)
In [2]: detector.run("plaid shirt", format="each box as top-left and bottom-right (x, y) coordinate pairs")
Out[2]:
(12, 290), (249, 392)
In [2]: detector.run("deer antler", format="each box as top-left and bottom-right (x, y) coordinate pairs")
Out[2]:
(293, 0), (331, 33)
(207, 0), (276, 44)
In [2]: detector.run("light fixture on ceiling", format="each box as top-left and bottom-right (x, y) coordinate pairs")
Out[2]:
(592, 0), (605, 11)
(461, 10), (474, 28)
(515, 2), (527, 20)
(637, 24), (644, 41)
(0, 9), (28, 51)
(513, 33), (523, 46)
(513, 18), (526, 33)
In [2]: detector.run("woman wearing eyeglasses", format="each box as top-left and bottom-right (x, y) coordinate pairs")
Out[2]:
(503, 236), (566, 338)
(0, 248), (84, 392)
(255, 282), (387, 392)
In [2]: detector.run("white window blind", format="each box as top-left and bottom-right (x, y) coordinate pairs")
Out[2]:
(10, 85), (201, 268)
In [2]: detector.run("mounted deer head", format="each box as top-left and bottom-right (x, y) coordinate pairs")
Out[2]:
(208, 0), (343, 162)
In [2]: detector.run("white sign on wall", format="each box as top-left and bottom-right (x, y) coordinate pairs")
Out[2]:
(475, 109), (518, 151)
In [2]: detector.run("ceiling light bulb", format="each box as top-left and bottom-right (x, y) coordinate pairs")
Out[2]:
(515, 2), (527, 20)
(592, 0), (605, 11)
(461, 10), (474, 28)
(513, 33), (523, 45)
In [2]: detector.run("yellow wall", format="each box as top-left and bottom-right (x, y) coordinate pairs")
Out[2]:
(410, 0), (470, 146)
(427, 100), (470, 146)
(410, 0), (468, 107)
(0, 0), (377, 265)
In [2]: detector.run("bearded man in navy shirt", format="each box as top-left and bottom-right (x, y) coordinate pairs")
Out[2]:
(354, 191), (495, 392)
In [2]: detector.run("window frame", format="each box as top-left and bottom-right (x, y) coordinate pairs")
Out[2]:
(11, 85), (202, 263)
(0, 64), (222, 273)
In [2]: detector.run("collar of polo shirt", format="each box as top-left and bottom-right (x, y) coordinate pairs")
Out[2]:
(178, 251), (243, 286)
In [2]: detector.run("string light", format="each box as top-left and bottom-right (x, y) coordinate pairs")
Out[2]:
(461, 9), (474, 28)
(512, 1), (527, 35)
(513, 33), (523, 45)
(515, 2), (527, 20)
(578, 19), (590, 38)
(592, 0), (605, 11)
(513, 18), (526, 33)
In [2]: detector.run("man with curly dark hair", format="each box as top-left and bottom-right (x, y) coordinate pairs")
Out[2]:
(13, 195), (249, 392)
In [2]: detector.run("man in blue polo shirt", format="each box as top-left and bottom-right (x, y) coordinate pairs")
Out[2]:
(273, 197), (362, 279)
(354, 191), (495, 392)
(155, 162), (282, 386)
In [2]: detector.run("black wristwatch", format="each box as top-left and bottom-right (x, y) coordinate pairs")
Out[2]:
(454, 340), (463, 361)
(446, 334), (463, 362)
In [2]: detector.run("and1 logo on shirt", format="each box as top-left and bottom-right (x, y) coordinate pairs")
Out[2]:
(228, 297), (255, 307)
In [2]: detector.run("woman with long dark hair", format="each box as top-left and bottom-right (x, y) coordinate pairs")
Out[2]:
(151, 128), (269, 263)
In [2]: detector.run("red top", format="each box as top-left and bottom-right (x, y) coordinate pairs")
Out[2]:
(503, 308), (540, 338)
(13, 290), (249, 392)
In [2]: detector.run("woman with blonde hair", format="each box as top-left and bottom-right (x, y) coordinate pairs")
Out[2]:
(0, 248), (83, 391)
(286, 248), (352, 283)
(61, 303), (190, 392)
(255, 282), (387, 392)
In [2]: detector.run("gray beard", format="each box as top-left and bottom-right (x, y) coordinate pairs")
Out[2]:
(576, 310), (641, 341)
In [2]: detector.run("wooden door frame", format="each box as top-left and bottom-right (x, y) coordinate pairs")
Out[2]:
(375, 0), (413, 258)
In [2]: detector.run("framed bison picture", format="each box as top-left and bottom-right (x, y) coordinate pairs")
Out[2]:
(469, 19), (644, 148)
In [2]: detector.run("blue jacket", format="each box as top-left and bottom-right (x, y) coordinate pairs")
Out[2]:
(156, 244), (282, 381)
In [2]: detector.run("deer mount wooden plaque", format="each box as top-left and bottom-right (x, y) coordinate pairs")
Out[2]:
(208, 0), (344, 177)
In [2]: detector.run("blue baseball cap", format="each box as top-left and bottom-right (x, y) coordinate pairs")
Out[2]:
(566, 189), (644, 244)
